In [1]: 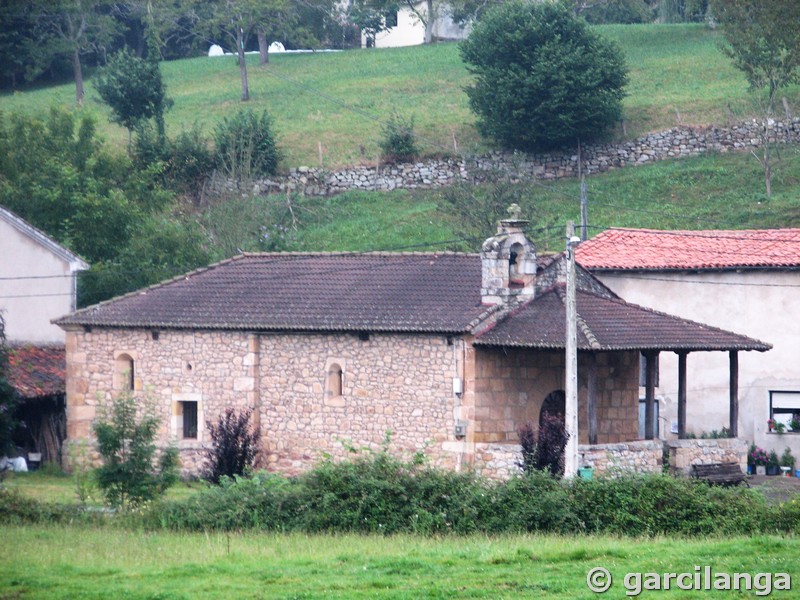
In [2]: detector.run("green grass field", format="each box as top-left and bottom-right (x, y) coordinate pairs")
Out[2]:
(0, 526), (796, 599)
(3, 24), (798, 168)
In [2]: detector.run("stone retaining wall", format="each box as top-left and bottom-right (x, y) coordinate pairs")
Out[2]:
(578, 440), (663, 476)
(665, 438), (748, 477)
(247, 119), (800, 197)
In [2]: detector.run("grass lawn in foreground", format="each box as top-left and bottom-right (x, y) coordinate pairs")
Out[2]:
(0, 527), (796, 599)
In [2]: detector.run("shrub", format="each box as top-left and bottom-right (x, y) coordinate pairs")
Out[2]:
(488, 472), (578, 533)
(203, 407), (261, 485)
(93, 392), (179, 510)
(459, 1), (628, 151)
(379, 112), (419, 163)
(214, 109), (281, 181)
(517, 413), (569, 477)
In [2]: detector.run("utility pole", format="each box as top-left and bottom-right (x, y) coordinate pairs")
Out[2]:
(580, 175), (588, 241)
(564, 221), (580, 478)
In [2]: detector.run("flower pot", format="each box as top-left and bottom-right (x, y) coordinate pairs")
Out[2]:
(795, 469), (800, 478)
(747, 465), (754, 475)
(756, 465), (766, 476)
(766, 464), (780, 476)
(781, 466), (792, 477)
(578, 466), (593, 480)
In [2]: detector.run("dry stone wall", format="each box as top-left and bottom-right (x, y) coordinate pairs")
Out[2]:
(578, 440), (663, 476)
(250, 119), (800, 197)
(665, 438), (748, 476)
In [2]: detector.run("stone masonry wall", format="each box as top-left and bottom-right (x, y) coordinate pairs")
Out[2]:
(578, 440), (663, 477)
(245, 120), (800, 197)
(665, 438), (748, 477)
(473, 348), (639, 446)
(64, 328), (466, 476)
(257, 332), (463, 473)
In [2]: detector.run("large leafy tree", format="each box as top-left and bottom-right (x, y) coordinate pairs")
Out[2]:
(27, 0), (122, 105)
(459, 0), (628, 152)
(710, 0), (800, 197)
(95, 49), (172, 144)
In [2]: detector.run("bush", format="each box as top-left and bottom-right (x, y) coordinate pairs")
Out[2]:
(93, 392), (179, 510)
(203, 407), (261, 485)
(214, 109), (281, 181)
(487, 472), (578, 533)
(459, 1), (628, 151)
(569, 474), (768, 535)
(517, 413), (569, 477)
(379, 112), (419, 163)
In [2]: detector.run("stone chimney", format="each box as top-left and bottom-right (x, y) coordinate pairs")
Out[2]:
(480, 203), (537, 306)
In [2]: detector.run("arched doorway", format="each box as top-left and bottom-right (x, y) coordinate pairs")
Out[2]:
(539, 390), (566, 426)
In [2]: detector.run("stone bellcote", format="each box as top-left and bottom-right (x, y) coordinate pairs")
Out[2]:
(480, 204), (537, 306)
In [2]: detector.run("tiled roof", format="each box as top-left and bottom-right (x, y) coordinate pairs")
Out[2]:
(6, 345), (66, 398)
(575, 228), (800, 271)
(55, 251), (771, 353)
(56, 253), (491, 333)
(475, 286), (771, 352)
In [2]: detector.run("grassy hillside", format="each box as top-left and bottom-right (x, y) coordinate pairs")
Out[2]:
(212, 148), (800, 258)
(3, 24), (799, 169)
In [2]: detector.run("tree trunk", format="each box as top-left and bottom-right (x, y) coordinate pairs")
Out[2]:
(423, 0), (434, 44)
(258, 29), (269, 65)
(73, 47), (84, 106)
(237, 28), (249, 102)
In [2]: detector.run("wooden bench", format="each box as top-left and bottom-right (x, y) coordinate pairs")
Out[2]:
(691, 462), (749, 487)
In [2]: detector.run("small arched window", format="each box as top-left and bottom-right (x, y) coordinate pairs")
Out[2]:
(326, 363), (343, 398)
(115, 353), (135, 391)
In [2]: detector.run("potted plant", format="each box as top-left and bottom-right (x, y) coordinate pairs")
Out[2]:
(791, 416), (800, 433)
(750, 446), (768, 475)
(746, 442), (756, 474)
(768, 419), (786, 434)
(780, 447), (795, 476)
(766, 449), (781, 475)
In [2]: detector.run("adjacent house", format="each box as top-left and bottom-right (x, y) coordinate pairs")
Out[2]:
(576, 227), (800, 462)
(56, 211), (769, 478)
(0, 205), (89, 463)
(363, 1), (467, 48)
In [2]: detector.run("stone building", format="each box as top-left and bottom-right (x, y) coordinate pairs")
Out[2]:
(56, 211), (769, 478)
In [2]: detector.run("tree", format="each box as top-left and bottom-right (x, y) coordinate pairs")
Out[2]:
(95, 50), (172, 146)
(347, 0), (399, 47)
(710, 0), (800, 197)
(0, 314), (17, 457)
(203, 407), (261, 484)
(93, 391), (179, 509)
(459, 1), (628, 152)
(28, 0), (122, 105)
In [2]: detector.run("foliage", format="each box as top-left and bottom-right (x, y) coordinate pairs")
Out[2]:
(658, 0), (708, 22)
(0, 314), (17, 456)
(711, 0), (800, 106)
(0, 488), (99, 525)
(347, 0), (399, 47)
(93, 392), (179, 510)
(459, 1), (628, 151)
(780, 447), (795, 469)
(749, 446), (768, 466)
(203, 407), (261, 485)
(517, 413), (570, 477)
(767, 449), (780, 468)
(582, 0), (655, 24)
(95, 49), (172, 141)
(569, 474), (767, 535)
(67, 439), (97, 505)
(214, 109), (281, 182)
(379, 112), (419, 162)
(486, 471), (578, 533)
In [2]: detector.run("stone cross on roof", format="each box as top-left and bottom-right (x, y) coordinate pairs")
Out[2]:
(507, 203), (522, 220)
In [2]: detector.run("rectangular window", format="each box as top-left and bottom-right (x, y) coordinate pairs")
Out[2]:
(385, 10), (398, 28)
(769, 391), (800, 430)
(181, 401), (198, 439)
(639, 353), (659, 387)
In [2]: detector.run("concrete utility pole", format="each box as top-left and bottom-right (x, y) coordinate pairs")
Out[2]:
(564, 221), (580, 478)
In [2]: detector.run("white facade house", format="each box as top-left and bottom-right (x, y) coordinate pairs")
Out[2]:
(576, 228), (800, 461)
(362, 1), (468, 48)
(0, 206), (89, 344)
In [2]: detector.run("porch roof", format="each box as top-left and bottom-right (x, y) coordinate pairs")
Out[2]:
(473, 285), (771, 352)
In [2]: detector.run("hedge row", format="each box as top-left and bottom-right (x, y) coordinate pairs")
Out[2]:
(4, 451), (798, 536)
